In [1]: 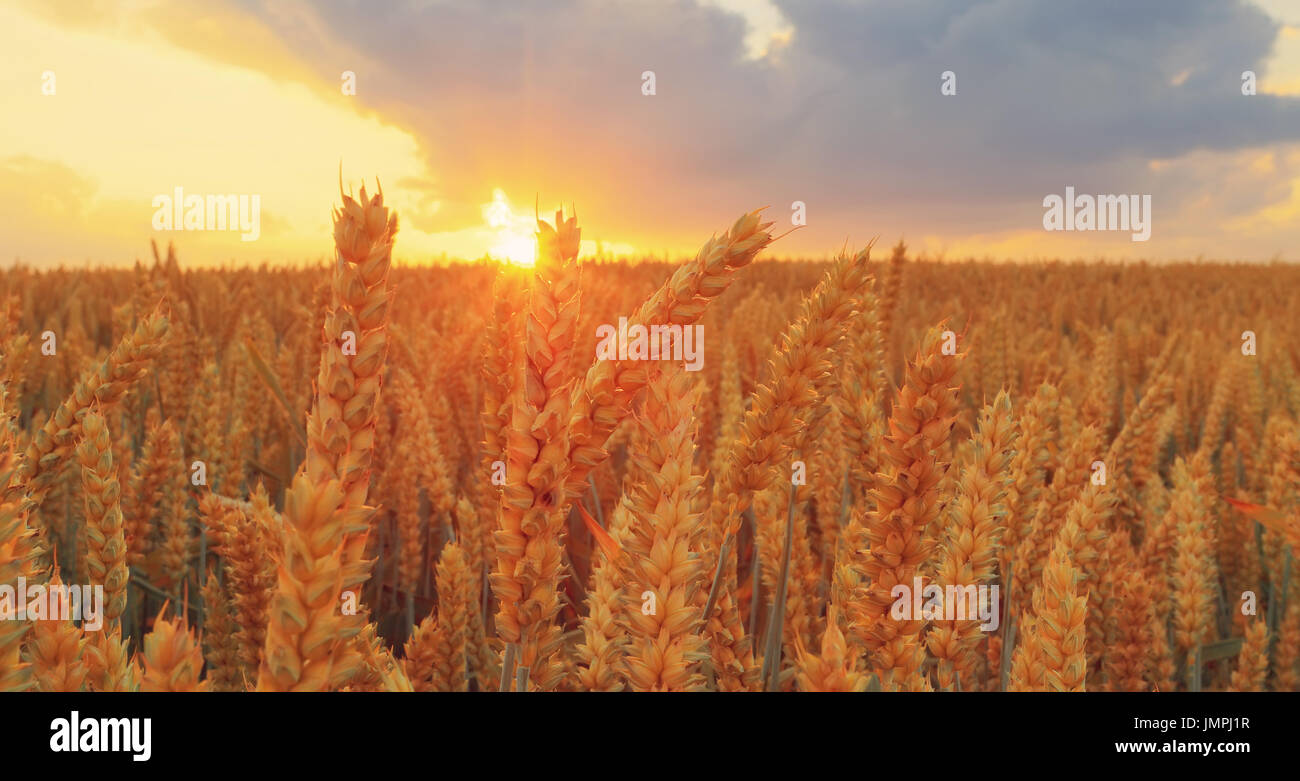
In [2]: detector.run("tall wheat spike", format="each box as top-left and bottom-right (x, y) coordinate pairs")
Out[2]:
(620, 365), (710, 691)
(303, 180), (396, 610)
(707, 247), (873, 689)
(842, 325), (961, 689)
(74, 410), (128, 629)
(926, 391), (1016, 689)
(491, 207), (583, 691)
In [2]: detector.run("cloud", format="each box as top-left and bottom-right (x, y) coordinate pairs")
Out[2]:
(0, 156), (143, 265)
(9, 0), (1300, 260)
(211, 0), (1300, 258)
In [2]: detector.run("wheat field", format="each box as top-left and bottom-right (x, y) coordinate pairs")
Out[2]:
(1, 183), (1297, 693)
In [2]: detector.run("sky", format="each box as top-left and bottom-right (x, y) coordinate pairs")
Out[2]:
(2, 0), (1299, 267)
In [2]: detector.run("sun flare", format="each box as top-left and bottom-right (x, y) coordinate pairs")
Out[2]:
(483, 188), (536, 267)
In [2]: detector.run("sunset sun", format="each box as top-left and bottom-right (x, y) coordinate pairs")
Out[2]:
(483, 188), (536, 267)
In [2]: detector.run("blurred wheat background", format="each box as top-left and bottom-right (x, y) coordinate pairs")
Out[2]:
(1, 185), (1297, 693)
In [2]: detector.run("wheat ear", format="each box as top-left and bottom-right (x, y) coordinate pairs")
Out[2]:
(200, 567), (243, 690)
(563, 211), (774, 506)
(619, 366), (710, 691)
(795, 606), (866, 692)
(303, 180), (396, 612)
(433, 542), (470, 691)
(23, 308), (170, 518)
(841, 325), (961, 689)
(1009, 519), (1088, 692)
(1227, 616), (1269, 691)
(926, 391), (1016, 689)
(0, 408), (41, 692)
(74, 409), (128, 629)
(138, 605), (209, 692)
(24, 570), (88, 692)
(490, 208), (582, 691)
(256, 473), (373, 691)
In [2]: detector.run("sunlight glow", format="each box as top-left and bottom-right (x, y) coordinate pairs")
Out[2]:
(483, 188), (536, 267)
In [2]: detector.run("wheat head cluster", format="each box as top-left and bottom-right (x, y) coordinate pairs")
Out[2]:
(0, 182), (1297, 693)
